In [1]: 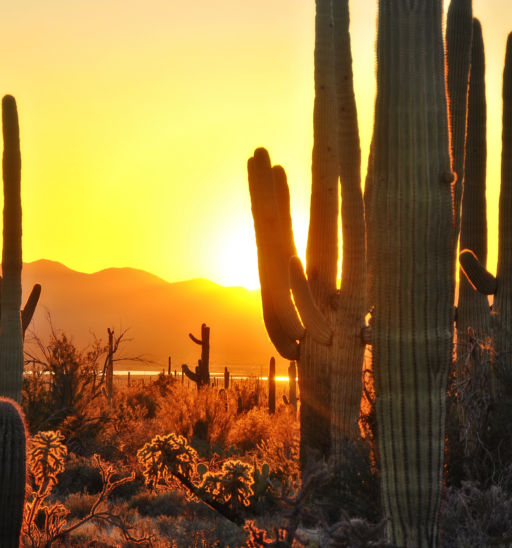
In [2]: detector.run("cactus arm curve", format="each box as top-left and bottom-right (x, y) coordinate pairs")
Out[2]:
(248, 148), (305, 347)
(181, 364), (200, 384)
(188, 333), (202, 345)
(459, 250), (497, 295)
(289, 256), (332, 345)
(21, 283), (41, 335)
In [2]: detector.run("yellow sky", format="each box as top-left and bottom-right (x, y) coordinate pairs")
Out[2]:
(1, 1), (510, 289)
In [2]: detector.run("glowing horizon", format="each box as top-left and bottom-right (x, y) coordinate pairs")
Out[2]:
(1, 1), (510, 290)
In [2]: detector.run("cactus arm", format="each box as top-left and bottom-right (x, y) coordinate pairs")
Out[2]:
(330, 0), (368, 446)
(369, 3), (453, 546)
(459, 250), (497, 295)
(446, 0), (473, 234)
(181, 364), (200, 384)
(307, 0), (339, 304)
(0, 96), (24, 401)
(493, 33), (512, 359)
(0, 397), (27, 547)
(289, 256), (332, 345)
(247, 149), (302, 359)
(21, 283), (41, 335)
(457, 20), (492, 340)
(188, 333), (202, 345)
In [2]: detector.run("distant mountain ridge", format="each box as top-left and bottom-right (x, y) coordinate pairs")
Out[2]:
(21, 260), (280, 376)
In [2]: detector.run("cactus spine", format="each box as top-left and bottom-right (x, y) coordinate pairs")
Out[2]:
(182, 323), (210, 388)
(366, 2), (454, 546)
(0, 397), (27, 547)
(248, 0), (366, 464)
(0, 95), (40, 401)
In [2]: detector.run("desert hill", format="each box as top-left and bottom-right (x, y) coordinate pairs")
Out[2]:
(21, 260), (282, 376)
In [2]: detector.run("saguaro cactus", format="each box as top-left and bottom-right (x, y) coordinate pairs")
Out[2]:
(0, 397), (27, 548)
(460, 33), (512, 377)
(457, 20), (490, 345)
(366, 2), (455, 546)
(0, 95), (41, 402)
(182, 323), (210, 388)
(248, 0), (366, 464)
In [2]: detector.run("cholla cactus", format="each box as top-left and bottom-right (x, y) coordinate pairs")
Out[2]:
(137, 432), (198, 487)
(201, 460), (254, 513)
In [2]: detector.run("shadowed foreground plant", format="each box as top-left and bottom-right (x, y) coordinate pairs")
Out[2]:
(137, 432), (254, 526)
(0, 397), (27, 548)
(23, 430), (152, 547)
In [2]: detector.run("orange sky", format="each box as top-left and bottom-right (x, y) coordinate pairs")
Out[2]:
(1, 1), (510, 288)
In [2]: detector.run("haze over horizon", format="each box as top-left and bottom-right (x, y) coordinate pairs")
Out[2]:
(2, 1), (511, 289)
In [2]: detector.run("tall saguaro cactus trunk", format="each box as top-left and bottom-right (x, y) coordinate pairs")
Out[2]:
(367, 3), (453, 546)
(460, 34), (512, 382)
(493, 35), (512, 367)
(0, 96), (40, 402)
(0, 96), (23, 402)
(248, 0), (366, 465)
(457, 20), (490, 345)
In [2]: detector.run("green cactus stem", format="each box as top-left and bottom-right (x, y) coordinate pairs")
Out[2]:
(460, 33), (512, 373)
(268, 357), (276, 414)
(367, 2), (454, 546)
(457, 19), (491, 347)
(182, 323), (211, 388)
(446, 0), (473, 240)
(0, 397), (27, 548)
(248, 0), (367, 465)
(0, 95), (40, 401)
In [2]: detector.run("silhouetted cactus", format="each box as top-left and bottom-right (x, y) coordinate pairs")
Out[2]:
(224, 366), (230, 390)
(288, 361), (297, 412)
(460, 32), (512, 388)
(0, 95), (41, 401)
(248, 0), (366, 465)
(0, 397), (27, 548)
(268, 357), (276, 414)
(182, 323), (210, 388)
(457, 19), (491, 344)
(366, 2), (458, 546)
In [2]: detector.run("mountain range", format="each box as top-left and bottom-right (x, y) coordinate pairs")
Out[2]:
(21, 260), (282, 377)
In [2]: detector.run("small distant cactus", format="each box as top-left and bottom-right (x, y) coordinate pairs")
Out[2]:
(224, 366), (230, 389)
(268, 357), (276, 414)
(182, 323), (210, 389)
(0, 397), (27, 548)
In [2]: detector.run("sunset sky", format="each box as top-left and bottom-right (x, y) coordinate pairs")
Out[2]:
(1, 1), (510, 289)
